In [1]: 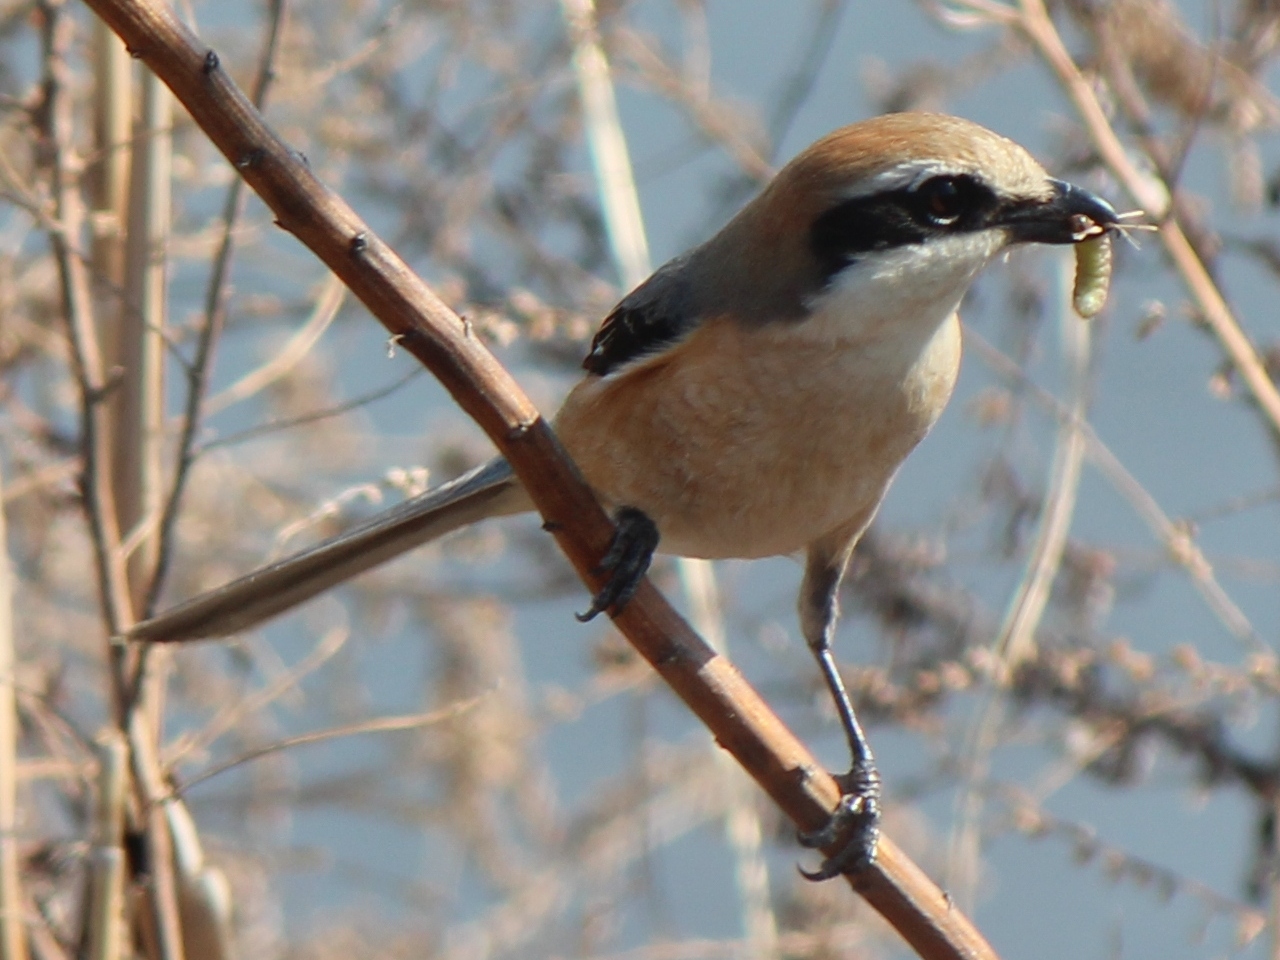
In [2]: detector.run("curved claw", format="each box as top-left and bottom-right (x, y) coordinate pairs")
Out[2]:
(576, 506), (659, 621)
(797, 763), (882, 881)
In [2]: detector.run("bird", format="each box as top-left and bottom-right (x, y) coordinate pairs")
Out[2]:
(130, 112), (1119, 877)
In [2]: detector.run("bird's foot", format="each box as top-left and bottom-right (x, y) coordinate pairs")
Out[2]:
(798, 760), (882, 880)
(576, 506), (659, 621)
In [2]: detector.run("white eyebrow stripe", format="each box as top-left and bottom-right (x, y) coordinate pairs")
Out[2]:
(837, 160), (966, 200)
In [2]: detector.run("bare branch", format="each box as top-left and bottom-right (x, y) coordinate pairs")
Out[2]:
(83, 1), (1001, 957)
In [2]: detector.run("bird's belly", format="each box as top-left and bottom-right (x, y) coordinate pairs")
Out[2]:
(553, 314), (961, 560)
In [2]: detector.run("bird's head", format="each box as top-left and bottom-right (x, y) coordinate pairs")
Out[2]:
(703, 112), (1119, 334)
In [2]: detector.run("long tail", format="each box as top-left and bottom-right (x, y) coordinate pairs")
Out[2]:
(129, 457), (530, 643)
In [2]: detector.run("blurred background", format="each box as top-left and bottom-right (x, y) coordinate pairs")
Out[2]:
(2, 0), (1280, 957)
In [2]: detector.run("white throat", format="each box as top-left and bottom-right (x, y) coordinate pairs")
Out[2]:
(803, 230), (1005, 351)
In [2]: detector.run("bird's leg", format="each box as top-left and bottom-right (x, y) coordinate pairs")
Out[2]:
(575, 506), (660, 621)
(795, 524), (881, 880)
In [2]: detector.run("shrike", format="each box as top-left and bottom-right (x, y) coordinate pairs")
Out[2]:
(132, 112), (1118, 876)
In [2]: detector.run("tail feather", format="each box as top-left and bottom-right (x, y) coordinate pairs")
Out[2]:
(130, 457), (528, 643)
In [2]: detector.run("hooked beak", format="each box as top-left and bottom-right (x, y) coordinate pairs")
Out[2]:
(1000, 179), (1120, 245)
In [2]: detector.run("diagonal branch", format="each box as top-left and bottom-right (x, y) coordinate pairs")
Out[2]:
(81, 1), (1002, 957)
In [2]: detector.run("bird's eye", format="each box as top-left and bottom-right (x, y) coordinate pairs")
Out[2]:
(915, 176), (968, 226)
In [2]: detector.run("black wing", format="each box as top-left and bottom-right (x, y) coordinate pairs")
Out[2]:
(582, 257), (698, 376)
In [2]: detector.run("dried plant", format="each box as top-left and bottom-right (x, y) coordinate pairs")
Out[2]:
(0, 1), (1277, 958)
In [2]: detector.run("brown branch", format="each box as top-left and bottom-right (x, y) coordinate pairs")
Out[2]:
(80, 1), (1001, 958)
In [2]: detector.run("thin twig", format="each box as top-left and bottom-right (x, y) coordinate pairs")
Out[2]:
(948, 254), (1093, 909)
(203, 270), (344, 416)
(176, 693), (488, 795)
(196, 365), (422, 455)
(83, 3), (1002, 957)
(146, 0), (288, 618)
(966, 328), (1264, 653)
(35, 0), (132, 651)
(1014, 0), (1280, 442)
(995, 256), (1093, 671)
(765, 0), (848, 153)
(166, 624), (349, 769)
